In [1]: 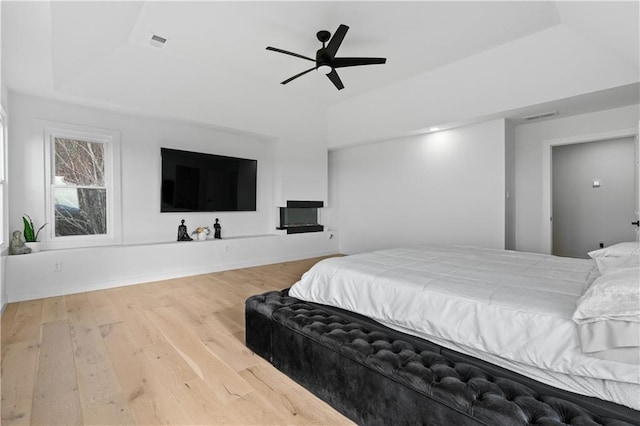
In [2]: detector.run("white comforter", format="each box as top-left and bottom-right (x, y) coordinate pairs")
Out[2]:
(289, 246), (640, 409)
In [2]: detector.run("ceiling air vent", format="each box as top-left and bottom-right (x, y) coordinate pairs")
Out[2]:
(150, 34), (167, 48)
(522, 111), (559, 121)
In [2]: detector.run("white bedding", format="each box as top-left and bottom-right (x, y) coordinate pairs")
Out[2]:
(289, 246), (640, 410)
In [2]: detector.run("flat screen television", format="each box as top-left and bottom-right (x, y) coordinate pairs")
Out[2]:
(161, 148), (257, 212)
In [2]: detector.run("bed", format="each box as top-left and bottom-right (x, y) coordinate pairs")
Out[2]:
(245, 245), (640, 425)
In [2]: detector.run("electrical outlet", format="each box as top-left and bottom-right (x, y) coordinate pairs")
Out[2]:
(223, 245), (229, 253)
(328, 233), (334, 240)
(599, 241), (604, 249)
(53, 261), (62, 272)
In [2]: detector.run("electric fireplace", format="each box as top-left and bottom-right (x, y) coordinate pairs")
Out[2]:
(278, 201), (324, 234)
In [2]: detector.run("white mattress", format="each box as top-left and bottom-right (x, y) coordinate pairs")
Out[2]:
(289, 246), (640, 410)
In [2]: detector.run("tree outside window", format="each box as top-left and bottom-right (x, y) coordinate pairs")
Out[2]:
(53, 138), (108, 236)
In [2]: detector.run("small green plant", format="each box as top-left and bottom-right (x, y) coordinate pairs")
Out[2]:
(23, 214), (47, 243)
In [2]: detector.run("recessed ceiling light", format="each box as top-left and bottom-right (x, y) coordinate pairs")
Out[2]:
(150, 34), (167, 48)
(429, 127), (440, 132)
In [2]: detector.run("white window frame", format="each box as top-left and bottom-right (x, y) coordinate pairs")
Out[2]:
(43, 122), (121, 250)
(0, 108), (6, 248)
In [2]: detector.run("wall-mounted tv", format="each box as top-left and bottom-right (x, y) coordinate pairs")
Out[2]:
(161, 148), (257, 212)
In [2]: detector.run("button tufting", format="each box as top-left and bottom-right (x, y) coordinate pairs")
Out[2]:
(250, 291), (637, 426)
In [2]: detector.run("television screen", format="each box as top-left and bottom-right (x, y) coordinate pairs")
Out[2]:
(161, 148), (257, 212)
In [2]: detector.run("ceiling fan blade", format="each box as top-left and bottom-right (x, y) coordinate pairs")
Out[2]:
(325, 24), (349, 57)
(266, 46), (315, 62)
(326, 69), (344, 90)
(332, 57), (387, 68)
(281, 67), (316, 85)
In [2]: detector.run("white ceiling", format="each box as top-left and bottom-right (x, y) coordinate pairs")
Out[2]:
(2, 1), (639, 137)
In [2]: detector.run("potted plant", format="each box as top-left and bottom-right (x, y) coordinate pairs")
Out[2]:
(23, 214), (47, 253)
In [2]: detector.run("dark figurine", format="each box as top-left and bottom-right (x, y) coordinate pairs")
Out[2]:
(177, 219), (193, 241)
(214, 218), (222, 239)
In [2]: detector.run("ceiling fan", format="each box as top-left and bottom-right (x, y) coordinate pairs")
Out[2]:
(266, 24), (386, 90)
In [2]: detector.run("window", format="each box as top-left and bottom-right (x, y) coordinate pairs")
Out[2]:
(0, 110), (6, 247)
(44, 124), (121, 249)
(53, 138), (107, 236)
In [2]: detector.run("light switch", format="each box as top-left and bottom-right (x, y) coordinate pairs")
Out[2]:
(592, 179), (601, 188)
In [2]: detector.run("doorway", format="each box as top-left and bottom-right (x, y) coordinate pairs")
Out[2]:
(551, 137), (636, 258)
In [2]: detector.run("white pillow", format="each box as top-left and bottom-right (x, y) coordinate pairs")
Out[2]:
(588, 242), (640, 259)
(573, 267), (640, 324)
(574, 265), (640, 362)
(594, 254), (640, 275)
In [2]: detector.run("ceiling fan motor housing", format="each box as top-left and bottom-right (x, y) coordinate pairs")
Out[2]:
(316, 48), (333, 71)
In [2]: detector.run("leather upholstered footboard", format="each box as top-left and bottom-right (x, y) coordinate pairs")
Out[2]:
(245, 289), (640, 426)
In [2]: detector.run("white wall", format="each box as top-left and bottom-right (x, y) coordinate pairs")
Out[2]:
(514, 104), (640, 253)
(9, 93), (278, 244)
(5, 92), (337, 302)
(329, 119), (506, 254)
(505, 120), (516, 250)
(0, 0), (3, 107)
(0, 0), (7, 313)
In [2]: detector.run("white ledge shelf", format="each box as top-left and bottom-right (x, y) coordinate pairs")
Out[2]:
(6, 231), (338, 303)
(14, 233), (283, 255)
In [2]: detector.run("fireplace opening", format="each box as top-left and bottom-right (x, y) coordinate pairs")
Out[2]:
(278, 201), (324, 234)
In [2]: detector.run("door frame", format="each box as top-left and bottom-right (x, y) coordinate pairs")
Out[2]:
(542, 127), (637, 255)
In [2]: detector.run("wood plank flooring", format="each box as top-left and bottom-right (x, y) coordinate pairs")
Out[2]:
(1, 257), (354, 425)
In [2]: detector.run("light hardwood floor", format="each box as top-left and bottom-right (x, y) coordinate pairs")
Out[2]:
(1, 257), (354, 425)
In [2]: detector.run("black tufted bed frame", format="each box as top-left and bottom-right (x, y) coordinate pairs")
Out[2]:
(245, 289), (640, 426)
